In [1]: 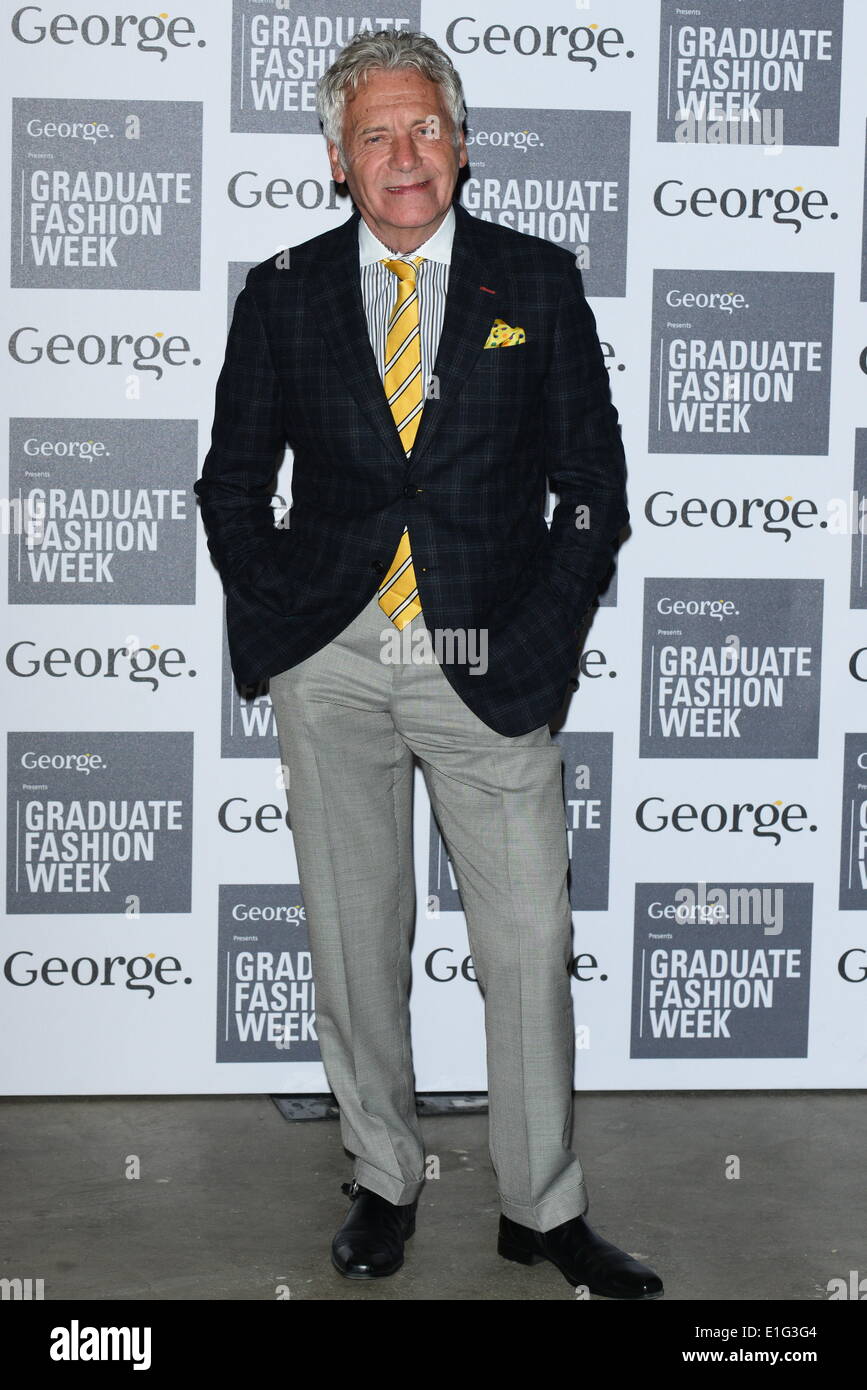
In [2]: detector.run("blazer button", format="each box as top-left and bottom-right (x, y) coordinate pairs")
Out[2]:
(371, 560), (385, 574)
(403, 483), (421, 498)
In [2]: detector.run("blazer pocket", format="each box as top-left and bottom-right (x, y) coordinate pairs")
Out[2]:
(476, 343), (534, 369)
(472, 342), (539, 391)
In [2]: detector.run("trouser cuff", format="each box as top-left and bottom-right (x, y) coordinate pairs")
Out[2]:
(499, 1184), (589, 1233)
(353, 1158), (425, 1207)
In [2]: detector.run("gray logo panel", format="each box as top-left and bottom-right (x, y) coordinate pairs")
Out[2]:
(227, 260), (253, 328)
(839, 734), (867, 910)
(597, 566), (618, 609)
(850, 430), (867, 608)
(216, 884), (318, 1062)
(554, 731), (612, 911)
(8, 419), (197, 604)
(862, 124), (867, 300)
(427, 815), (463, 915)
(231, 2), (421, 134)
(649, 270), (833, 455)
(221, 621), (278, 758)
(460, 108), (629, 298)
(640, 578), (823, 758)
(11, 99), (202, 290)
(657, 0), (843, 146)
(7, 731), (193, 914)
(631, 881), (812, 1058)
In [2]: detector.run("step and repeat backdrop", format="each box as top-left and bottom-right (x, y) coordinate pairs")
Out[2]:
(2, 0), (866, 1094)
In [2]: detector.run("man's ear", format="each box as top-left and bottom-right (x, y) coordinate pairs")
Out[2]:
(327, 140), (347, 185)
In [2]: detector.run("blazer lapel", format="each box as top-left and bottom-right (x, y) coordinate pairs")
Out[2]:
(407, 201), (507, 470)
(305, 206), (408, 469)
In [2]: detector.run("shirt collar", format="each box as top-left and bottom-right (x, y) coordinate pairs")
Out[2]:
(358, 203), (455, 266)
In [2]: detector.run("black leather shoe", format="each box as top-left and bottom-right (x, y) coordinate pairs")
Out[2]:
(498, 1211), (663, 1299)
(331, 1180), (418, 1279)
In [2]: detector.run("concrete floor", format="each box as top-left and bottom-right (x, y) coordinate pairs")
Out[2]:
(0, 1091), (863, 1301)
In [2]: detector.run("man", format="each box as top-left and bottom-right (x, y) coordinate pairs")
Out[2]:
(195, 29), (662, 1299)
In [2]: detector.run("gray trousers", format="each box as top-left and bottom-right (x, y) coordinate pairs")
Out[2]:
(268, 591), (589, 1232)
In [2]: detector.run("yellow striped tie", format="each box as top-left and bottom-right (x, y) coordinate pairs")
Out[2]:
(377, 256), (425, 629)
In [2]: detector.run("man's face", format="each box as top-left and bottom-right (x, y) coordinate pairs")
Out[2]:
(327, 67), (467, 252)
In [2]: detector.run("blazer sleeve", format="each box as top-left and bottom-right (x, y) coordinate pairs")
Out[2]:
(540, 257), (629, 623)
(194, 271), (287, 589)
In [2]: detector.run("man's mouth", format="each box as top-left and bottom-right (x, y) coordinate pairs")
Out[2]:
(385, 180), (431, 195)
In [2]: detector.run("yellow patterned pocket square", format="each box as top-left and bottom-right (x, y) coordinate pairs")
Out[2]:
(484, 318), (526, 348)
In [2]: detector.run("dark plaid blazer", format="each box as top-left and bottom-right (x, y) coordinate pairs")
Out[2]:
(194, 199), (628, 737)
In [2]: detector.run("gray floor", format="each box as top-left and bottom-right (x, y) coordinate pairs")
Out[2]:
(0, 1091), (863, 1301)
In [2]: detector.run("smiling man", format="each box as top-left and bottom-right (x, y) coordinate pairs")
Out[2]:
(331, 64), (464, 248)
(195, 29), (661, 1299)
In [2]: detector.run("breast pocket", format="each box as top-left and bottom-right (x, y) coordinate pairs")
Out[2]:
(470, 342), (540, 403)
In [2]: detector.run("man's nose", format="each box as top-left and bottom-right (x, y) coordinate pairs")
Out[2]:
(388, 132), (423, 170)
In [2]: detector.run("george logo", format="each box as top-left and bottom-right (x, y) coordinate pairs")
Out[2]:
(635, 797), (814, 847)
(653, 179), (834, 234)
(5, 641), (194, 690)
(465, 127), (542, 153)
(4, 950), (189, 997)
(646, 489), (867, 543)
(446, 16), (634, 69)
(838, 949), (867, 982)
(8, 326), (200, 380)
(11, 7), (204, 59)
(227, 171), (343, 212)
(217, 796), (290, 836)
(424, 947), (477, 983)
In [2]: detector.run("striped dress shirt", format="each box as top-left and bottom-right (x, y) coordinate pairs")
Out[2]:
(358, 204), (454, 440)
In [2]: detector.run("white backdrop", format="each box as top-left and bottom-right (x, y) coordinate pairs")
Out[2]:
(2, 0), (866, 1094)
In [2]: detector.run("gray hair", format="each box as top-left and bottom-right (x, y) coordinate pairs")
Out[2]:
(317, 29), (467, 166)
